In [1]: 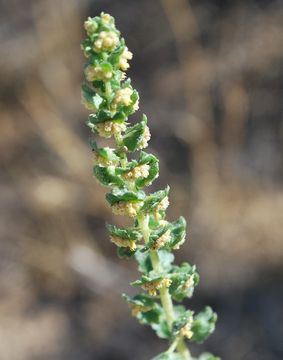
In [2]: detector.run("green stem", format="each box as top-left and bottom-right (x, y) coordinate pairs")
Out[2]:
(105, 81), (112, 100)
(138, 214), (192, 360)
(150, 250), (175, 327)
(177, 338), (191, 359)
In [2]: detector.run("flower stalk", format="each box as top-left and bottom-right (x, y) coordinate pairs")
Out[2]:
(81, 12), (219, 360)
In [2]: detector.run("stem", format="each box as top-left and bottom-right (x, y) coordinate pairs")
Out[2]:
(150, 250), (175, 327)
(105, 81), (112, 100)
(177, 338), (191, 359)
(138, 214), (192, 360)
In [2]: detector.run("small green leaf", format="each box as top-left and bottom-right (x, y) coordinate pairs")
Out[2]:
(136, 151), (159, 188)
(151, 318), (171, 339)
(136, 302), (170, 339)
(100, 61), (113, 73)
(146, 225), (171, 250)
(158, 250), (175, 271)
(135, 250), (153, 273)
(108, 40), (126, 66)
(122, 115), (147, 152)
(88, 110), (111, 125)
(88, 110), (127, 129)
(172, 309), (194, 337)
(137, 307), (162, 326)
(166, 216), (187, 250)
(94, 146), (120, 162)
(191, 307), (217, 343)
(107, 224), (142, 240)
(131, 273), (163, 288)
(169, 263), (199, 302)
(106, 187), (145, 206)
(122, 293), (156, 310)
(82, 83), (103, 110)
(140, 186), (170, 213)
(93, 165), (124, 187)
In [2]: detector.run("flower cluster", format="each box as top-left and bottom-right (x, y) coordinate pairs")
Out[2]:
(81, 13), (219, 360)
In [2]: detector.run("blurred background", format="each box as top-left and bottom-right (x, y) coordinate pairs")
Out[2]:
(0, 0), (283, 359)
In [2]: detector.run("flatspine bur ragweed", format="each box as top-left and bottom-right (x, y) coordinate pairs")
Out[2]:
(81, 12), (219, 360)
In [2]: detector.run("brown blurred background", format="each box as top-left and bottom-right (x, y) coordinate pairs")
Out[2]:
(0, 0), (283, 359)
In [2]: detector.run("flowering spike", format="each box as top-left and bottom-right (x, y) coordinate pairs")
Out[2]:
(81, 12), (219, 360)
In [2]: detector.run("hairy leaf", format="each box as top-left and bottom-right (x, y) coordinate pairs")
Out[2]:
(106, 187), (145, 205)
(140, 186), (170, 213)
(107, 223), (142, 240)
(191, 307), (217, 343)
(122, 115), (147, 151)
(93, 165), (124, 187)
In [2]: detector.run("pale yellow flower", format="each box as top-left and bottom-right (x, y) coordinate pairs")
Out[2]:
(95, 121), (126, 138)
(111, 201), (142, 217)
(124, 164), (150, 181)
(119, 47), (133, 71)
(93, 31), (119, 52)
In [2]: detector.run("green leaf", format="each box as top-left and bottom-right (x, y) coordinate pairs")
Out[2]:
(98, 148), (119, 161)
(82, 83), (103, 109)
(145, 225), (171, 250)
(122, 115), (147, 152)
(137, 307), (162, 326)
(135, 250), (153, 273)
(136, 302), (170, 339)
(172, 309), (194, 337)
(140, 186), (170, 213)
(151, 318), (171, 339)
(106, 187), (145, 206)
(122, 293), (156, 310)
(115, 160), (139, 175)
(88, 110), (111, 125)
(191, 307), (217, 343)
(169, 263), (199, 302)
(100, 61), (113, 73)
(107, 223), (142, 240)
(120, 89), (139, 116)
(158, 250), (175, 271)
(166, 217), (187, 250)
(135, 151), (159, 188)
(88, 110), (127, 128)
(93, 165), (124, 187)
(115, 151), (159, 188)
(131, 273), (163, 288)
(198, 353), (220, 360)
(108, 40), (126, 66)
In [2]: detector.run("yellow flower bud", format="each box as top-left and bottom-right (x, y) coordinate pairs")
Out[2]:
(95, 121), (126, 138)
(101, 13), (112, 23)
(130, 304), (153, 317)
(93, 153), (119, 167)
(119, 47), (133, 71)
(180, 316), (194, 339)
(93, 31), (119, 52)
(138, 126), (151, 150)
(110, 235), (136, 251)
(141, 278), (172, 296)
(111, 201), (142, 217)
(84, 17), (97, 35)
(112, 87), (133, 107)
(123, 164), (150, 181)
(151, 229), (171, 250)
(85, 65), (112, 82)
